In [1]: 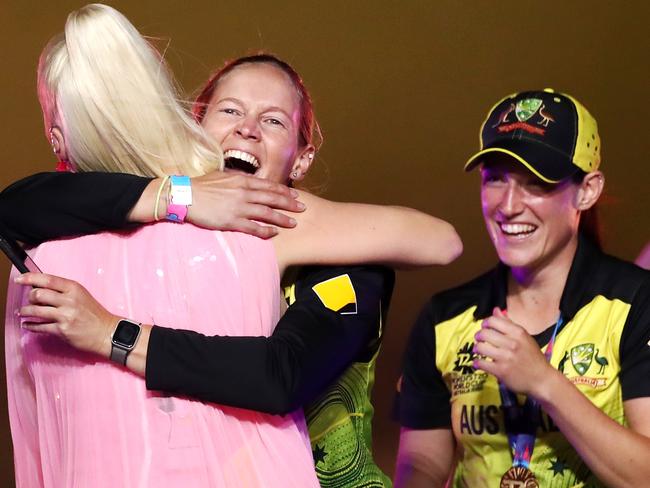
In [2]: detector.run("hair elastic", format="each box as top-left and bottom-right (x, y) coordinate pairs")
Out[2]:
(153, 175), (170, 221)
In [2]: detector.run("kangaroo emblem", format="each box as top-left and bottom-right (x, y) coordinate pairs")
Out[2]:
(492, 103), (515, 127)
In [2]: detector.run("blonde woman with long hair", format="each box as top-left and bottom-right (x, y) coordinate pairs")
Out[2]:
(5, 4), (460, 487)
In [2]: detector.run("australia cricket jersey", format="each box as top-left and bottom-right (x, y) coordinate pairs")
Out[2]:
(285, 266), (394, 487)
(397, 236), (650, 487)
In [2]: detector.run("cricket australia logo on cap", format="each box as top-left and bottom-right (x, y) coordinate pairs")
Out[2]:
(492, 97), (555, 136)
(515, 99), (543, 122)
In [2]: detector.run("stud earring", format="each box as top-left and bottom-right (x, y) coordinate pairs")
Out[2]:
(292, 172), (299, 179)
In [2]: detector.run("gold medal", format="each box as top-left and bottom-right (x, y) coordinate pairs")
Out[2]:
(500, 466), (539, 488)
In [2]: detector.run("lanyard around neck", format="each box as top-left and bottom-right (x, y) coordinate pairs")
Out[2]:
(498, 314), (564, 468)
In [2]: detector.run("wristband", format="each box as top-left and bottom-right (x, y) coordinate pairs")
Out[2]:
(166, 175), (192, 222)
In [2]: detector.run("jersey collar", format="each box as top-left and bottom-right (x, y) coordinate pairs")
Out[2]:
(475, 233), (604, 322)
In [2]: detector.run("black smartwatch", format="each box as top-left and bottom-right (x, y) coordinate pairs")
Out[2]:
(110, 319), (142, 365)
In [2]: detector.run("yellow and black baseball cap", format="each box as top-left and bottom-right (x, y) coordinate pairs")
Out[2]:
(464, 89), (601, 183)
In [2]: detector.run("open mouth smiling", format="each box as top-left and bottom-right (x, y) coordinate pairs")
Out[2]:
(224, 149), (260, 175)
(499, 222), (537, 238)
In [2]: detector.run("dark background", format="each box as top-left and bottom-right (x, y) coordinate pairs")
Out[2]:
(1, 0), (648, 483)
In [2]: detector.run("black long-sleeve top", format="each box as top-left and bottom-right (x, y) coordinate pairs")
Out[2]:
(0, 171), (393, 414)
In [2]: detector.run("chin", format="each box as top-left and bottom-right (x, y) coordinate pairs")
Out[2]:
(495, 246), (541, 269)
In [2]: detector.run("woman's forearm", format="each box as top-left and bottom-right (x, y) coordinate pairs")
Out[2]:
(536, 370), (650, 487)
(0, 172), (150, 244)
(388, 205), (463, 266)
(275, 191), (463, 271)
(126, 178), (164, 223)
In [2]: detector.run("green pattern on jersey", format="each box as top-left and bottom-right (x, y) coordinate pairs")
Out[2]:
(305, 350), (391, 487)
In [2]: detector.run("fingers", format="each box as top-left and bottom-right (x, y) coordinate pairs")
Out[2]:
(244, 175), (299, 199)
(475, 325), (513, 351)
(482, 314), (516, 335)
(244, 203), (298, 229)
(20, 322), (60, 335)
(20, 304), (59, 323)
(14, 272), (73, 293)
(473, 340), (500, 361)
(493, 307), (507, 318)
(199, 170), (301, 203)
(473, 357), (497, 374)
(231, 219), (279, 239)
(244, 189), (305, 213)
(27, 287), (65, 307)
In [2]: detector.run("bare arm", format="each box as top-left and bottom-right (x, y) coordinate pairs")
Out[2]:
(395, 428), (455, 488)
(273, 191), (462, 273)
(535, 373), (650, 487)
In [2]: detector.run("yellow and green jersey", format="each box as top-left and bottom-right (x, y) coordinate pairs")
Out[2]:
(285, 266), (394, 487)
(397, 236), (650, 487)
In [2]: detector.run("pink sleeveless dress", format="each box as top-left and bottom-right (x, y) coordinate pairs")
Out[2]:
(5, 223), (318, 487)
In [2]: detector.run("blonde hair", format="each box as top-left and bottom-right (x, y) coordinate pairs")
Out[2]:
(37, 3), (223, 177)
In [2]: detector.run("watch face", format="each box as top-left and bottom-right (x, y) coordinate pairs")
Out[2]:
(112, 320), (140, 348)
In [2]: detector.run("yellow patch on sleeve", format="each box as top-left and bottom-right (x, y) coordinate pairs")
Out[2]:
(312, 274), (357, 315)
(284, 283), (296, 306)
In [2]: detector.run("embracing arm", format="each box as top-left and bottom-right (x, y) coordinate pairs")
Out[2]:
(0, 170), (303, 245)
(273, 191), (462, 272)
(0, 171), (150, 244)
(17, 265), (393, 414)
(145, 265), (393, 413)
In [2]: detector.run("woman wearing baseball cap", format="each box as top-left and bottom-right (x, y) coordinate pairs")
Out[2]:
(395, 89), (650, 487)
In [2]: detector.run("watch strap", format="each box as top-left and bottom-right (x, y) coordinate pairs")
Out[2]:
(110, 346), (129, 365)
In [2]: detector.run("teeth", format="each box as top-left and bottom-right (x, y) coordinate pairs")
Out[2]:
(224, 150), (259, 168)
(500, 223), (536, 235)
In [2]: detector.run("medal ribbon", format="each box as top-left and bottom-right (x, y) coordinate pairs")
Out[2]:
(498, 314), (563, 469)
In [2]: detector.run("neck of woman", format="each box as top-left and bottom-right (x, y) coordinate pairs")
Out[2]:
(506, 235), (579, 334)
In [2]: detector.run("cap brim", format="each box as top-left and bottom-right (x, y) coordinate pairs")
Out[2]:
(464, 139), (578, 184)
